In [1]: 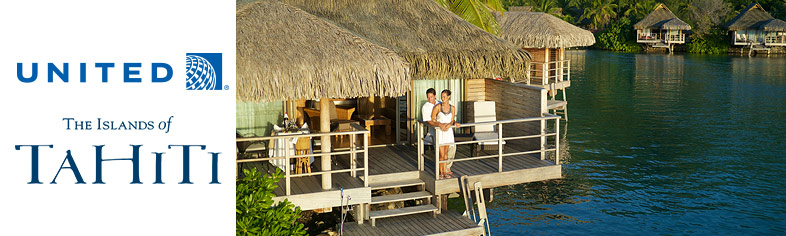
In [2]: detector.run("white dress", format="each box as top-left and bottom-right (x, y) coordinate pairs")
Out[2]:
(435, 104), (455, 145)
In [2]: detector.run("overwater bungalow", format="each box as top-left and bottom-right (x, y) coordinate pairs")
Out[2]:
(236, 0), (410, 217)
(633, 3), (691, 53)
(725, 2), (786, 55)
(498, 10), (596, 120)
(238, 0), (564, 234)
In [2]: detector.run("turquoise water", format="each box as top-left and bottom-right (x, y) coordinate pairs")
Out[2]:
(488, 50), (786, 235)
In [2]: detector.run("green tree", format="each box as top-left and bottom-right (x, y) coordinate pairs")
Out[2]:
(595, 16), (642, 51)
(236, 168), (306, 236)
(622, 0), (657, 20)
(435, 0), (506, 35)
(581, 0), (618, 30)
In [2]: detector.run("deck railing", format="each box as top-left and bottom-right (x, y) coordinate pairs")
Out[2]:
(417, 114), (561, 179)
(637, 33), (662, 41)
(637, 33), (684, 43)
(529, 60), (570, 87)
(665, 34), (685, 42)
(765, 36), (786, 45)
(236, 123), (369, 195)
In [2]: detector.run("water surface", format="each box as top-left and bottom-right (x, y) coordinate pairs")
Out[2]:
(488, 50), (786, 235)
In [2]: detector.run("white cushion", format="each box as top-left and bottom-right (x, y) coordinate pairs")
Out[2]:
(473, 132), (506, 145)
(473, 101), (496, 133)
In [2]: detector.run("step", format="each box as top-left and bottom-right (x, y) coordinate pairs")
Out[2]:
(370, 204), (438, 227)
(547, 100), (567, 109)
(370, 179), (424, 190)
(372, 191), (432, 204)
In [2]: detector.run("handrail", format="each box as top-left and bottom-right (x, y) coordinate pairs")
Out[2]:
(529, 60), (571, 87)
(236, 125), (370, 195)
(417, 114), (561, 179)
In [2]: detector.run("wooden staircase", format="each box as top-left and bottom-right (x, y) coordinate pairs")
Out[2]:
(367, 178), (437, 227)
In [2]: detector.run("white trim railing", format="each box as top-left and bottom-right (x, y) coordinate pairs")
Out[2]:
(529, 60), (570, 87)
(236, 123), (369, 196)
(765, 36), (786, 45)
(417, 114), (561, 179)
(665, 34), (685, 43)
(637, 33), (662, 41)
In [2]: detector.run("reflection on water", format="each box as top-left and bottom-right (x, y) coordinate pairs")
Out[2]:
(489, 50), (786, 235)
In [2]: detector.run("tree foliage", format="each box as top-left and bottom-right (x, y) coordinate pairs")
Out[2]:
(501, 0), (786, 53)
(237, 168), (306, 236)
(595, 16), (642, 52)
(436, 0), (506, 35)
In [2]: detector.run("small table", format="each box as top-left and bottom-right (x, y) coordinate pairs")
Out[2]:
(361, 118), (391, 143)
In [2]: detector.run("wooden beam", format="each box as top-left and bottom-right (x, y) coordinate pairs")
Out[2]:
(272, 187), (371, 211)
(320, 98), (332, 190)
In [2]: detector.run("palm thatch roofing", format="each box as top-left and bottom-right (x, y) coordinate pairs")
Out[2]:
(760, 19), (786, 31)
(236, 0), (411, 102)
(498, 11), (595, 48)
(277, 0), (531, 82)
(634, 3), (691, 30)
(726, 3), (786, 31)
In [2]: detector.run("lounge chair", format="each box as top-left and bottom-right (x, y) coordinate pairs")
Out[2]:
(472, 101), (505, 156)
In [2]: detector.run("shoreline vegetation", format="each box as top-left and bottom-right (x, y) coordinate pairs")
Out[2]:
(498, 0), (786, 54)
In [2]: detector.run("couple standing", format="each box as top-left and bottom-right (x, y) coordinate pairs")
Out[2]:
(422, 88), (460, 179)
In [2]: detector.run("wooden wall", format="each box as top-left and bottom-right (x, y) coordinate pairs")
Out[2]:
(484, 79), (547, 151)
(525, 48), (547, 85)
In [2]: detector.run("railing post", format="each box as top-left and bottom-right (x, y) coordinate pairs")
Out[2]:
(364, 131), (369, 187)
(350, 132), (356, 177)
(542, 63), (547, 86)
(554, 118), (559, 165)
(567, 60), (571, 82)
(417, 122), (423, 171)
(434, 126), (440, 179)
(284, 137), (291, 196)
(540, 117), (546, 161)
(497, 123), (503, 173)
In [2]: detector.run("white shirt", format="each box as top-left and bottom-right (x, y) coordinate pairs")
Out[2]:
(421, 100), (439, 122)
(421, 100), (440, 143)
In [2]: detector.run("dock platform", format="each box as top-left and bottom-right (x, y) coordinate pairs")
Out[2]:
(342, 210), (482, 236)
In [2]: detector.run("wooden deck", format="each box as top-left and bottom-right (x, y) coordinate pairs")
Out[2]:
(343, 210), (483, 236)
(238, 137), (561, 210)
(239, 161), (371, 211)
(341, 143), (562, 195)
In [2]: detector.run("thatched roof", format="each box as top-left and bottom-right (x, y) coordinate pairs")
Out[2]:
(508, 6), (532, 12)
(277, 0), (531, 82)
(760, 19), (786, 31)
(726, 3), (784, 31)
(498, 12), (595, 48)
(634, 3), (691, 30)
(236, 1), (411, 102)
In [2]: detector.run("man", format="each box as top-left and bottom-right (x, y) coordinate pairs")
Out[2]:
(421, 88), (455, 170)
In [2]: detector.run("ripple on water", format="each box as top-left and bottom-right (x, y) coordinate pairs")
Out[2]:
(487, 50), (786, 235)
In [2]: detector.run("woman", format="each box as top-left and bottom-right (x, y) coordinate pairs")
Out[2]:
(429, 89), (460, 179)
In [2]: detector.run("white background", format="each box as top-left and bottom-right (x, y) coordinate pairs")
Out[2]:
(0, 1), (235, 235)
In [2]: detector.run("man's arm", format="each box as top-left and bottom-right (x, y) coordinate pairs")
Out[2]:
(427, 104), (441, 127)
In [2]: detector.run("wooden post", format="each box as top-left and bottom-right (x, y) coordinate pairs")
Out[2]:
(284, 137), (291, 195)
(395, 96), (401, 144)
(417, 122), (423, 171)
(554, 119), (559, 165)
(320, 98), (331, 190)
(350, 133), (356, 177)
(358, 203), (365, 225)
(434, 126), (440, 179)
(498, 123), (503, 172)
(364, 132), (368, 187)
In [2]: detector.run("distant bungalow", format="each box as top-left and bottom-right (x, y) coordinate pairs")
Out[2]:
(633, 3), (691, 52)
(725, 2), (786, 55)
(498, 10), (596, 120)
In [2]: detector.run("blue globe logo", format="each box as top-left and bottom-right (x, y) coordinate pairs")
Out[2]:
(186, 55), (217, 90)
